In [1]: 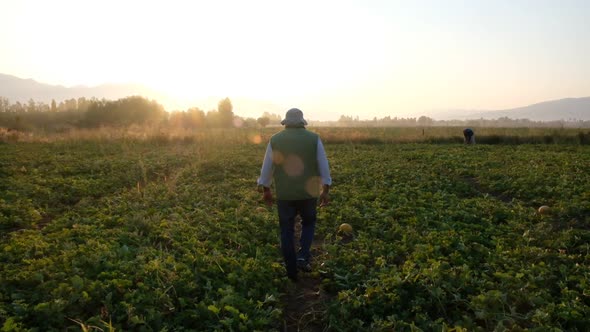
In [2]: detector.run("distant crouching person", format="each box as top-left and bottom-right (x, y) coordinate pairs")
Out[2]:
(463, 128), (475, 144)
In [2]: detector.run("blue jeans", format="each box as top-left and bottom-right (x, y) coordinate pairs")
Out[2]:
(277, 199), (317, 277)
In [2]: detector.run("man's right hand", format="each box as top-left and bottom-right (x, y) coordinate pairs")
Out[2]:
(319, 185), (330, 207)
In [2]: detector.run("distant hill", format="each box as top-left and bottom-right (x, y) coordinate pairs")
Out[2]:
(471, 97), (590, 121)
(436, 97), (590, 121)
(0, 73), (156, 104)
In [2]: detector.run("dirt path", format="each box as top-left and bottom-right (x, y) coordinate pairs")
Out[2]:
(281, 219), (332, 332)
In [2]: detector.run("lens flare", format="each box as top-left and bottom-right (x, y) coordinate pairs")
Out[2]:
(283, 154), (304, 177)
(233, 118), (243, 128)
(272, 150), (284, 165)
(305, 176), (322, 197)
(250, 134), (262, 144)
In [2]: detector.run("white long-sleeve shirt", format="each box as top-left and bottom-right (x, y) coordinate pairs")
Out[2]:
(257, 138), (332, 187)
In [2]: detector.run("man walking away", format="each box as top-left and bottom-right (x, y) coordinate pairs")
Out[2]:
(257, 108), (332, 282)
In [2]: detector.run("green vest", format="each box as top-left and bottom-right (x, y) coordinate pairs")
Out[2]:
(270, 128), (320, 200)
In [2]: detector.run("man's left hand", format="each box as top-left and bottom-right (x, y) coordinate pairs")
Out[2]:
(262, 187), (274, 207)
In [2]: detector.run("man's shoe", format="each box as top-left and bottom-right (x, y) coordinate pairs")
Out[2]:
(296, 258), (312, 272)
(287, 272), (298, 282)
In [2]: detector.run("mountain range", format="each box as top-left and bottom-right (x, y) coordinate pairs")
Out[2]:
(0, 73), (157, 104)
(438, 97), (590, 121)
(1, 73), (589, 121)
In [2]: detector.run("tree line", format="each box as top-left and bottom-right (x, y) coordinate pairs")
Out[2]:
(327, 115), (590, 128)
(0, 96), (279, 132)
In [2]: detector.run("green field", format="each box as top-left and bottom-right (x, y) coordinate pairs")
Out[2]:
(1, 129), (589, 331)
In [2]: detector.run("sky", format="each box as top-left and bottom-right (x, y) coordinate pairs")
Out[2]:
(1, 0), (589, 121)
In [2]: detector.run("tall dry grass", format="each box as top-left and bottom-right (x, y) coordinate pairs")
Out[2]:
(1, 125), (589, 145)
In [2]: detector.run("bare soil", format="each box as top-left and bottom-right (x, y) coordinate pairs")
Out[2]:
(281, 217), (333, 332)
